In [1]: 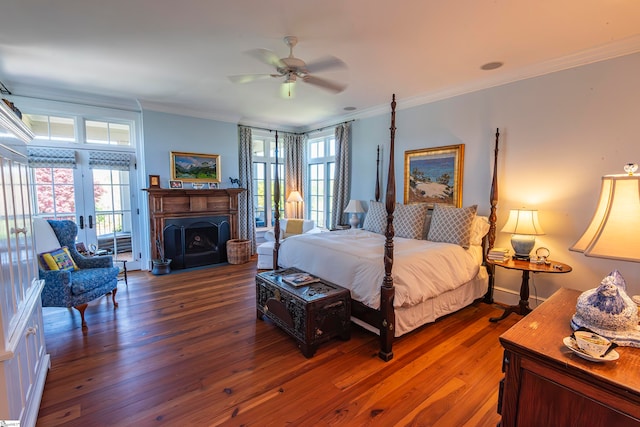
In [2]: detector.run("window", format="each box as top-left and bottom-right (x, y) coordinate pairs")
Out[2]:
(307, 133), (335, 228)
(23, 114), (76, 142)
(252, 133), (284, 228)
(86, 120), (131, 146)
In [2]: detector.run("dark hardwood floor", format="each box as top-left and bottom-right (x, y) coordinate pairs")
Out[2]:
(36, 257), (518, 426)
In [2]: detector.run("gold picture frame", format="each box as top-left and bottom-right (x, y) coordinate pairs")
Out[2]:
(404, 144), (464, 207)
(170, 151), (220, 183)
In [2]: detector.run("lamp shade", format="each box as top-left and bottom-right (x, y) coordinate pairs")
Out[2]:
(570, 174), (640, 262)
(501, 209), (545, 235)
(286, 191), (303, 203)
(344, 199), (364, 213)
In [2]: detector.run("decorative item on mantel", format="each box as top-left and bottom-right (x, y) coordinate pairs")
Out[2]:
(570, 163), (640, 347)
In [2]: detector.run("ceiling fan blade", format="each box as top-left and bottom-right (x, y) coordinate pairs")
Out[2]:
(246, 48), (286, 69)
(228, 74), (275, 84)
(305, 56), (347, 73)
(302, 75), (347, 93)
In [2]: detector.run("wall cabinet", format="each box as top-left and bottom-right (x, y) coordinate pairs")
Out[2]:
(0, 139), (49, 426)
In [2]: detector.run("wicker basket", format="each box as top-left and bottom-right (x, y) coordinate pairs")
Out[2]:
(226, 239), (250, 264)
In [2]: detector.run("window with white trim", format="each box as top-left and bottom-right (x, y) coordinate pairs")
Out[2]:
(307, 132), (335, 229)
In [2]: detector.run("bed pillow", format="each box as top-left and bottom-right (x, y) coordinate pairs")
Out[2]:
(427, 204), (478, 249)
(362, 200), (386, 234)
(39, 246), (78, 271)
(470, 215), (490, 246)
(395, 203), (429, 239)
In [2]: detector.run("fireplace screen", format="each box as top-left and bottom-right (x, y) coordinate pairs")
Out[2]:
(163, 217), (231, 269)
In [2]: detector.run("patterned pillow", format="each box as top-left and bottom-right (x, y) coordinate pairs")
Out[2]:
(395, 203), (429, 239)
(39, 247), (78, 271)
(427, 204), (478, 248)
(362, 200), (386, 234)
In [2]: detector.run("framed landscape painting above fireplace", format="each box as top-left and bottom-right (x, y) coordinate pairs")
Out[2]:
(170, 151), (221, 183)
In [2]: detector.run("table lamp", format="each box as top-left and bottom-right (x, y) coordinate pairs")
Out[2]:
(286, 190), (303, 218)
(344, 199), (364, 229)
(501, 208), (544, 260)
(569, 163), (640, 346)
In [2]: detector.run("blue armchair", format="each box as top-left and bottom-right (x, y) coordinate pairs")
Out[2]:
(38, 220), (120, 331)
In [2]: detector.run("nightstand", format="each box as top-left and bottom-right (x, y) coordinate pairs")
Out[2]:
(488, 258), (572, 322)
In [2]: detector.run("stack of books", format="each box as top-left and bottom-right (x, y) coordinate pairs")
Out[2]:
(488, 247), (510, 262)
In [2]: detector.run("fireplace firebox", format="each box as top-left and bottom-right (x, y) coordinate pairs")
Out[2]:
(163, 217), (231, 269)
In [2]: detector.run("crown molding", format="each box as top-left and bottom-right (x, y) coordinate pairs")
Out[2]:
(303, 35), (640, 131)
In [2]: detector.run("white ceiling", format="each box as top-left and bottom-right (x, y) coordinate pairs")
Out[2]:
(2, 0), (640, 131)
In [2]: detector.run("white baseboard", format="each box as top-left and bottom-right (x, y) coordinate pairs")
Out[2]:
(493, 286), (547, 309)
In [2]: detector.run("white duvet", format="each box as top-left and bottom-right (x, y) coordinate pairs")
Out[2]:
(277, 229), (484, 310)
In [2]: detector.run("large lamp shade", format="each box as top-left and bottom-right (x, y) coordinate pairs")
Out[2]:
(570, 173), (640, 262)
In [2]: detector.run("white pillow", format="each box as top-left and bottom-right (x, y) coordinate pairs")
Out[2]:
(470, 216), (490, 246)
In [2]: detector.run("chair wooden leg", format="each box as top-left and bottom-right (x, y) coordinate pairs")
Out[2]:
(111, 287), (118, 307)
(74, 303), (88, 330)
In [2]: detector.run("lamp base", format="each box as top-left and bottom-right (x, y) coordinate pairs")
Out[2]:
(511, 234), (536, 261)
(349, 213), (360, 229)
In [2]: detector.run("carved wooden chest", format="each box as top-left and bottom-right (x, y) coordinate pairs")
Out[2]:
(256, 268), (351, 357)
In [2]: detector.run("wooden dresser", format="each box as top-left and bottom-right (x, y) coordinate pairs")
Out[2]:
(498, 288), (640, 427)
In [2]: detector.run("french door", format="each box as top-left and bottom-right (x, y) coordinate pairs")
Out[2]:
(31, 149), (140, 269)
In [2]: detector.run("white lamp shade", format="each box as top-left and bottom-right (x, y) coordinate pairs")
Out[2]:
(501, 209), (545, 235)
(344, 199), (364, 213)
(286, 191), (303, 203)
(570, 174), (640, 262)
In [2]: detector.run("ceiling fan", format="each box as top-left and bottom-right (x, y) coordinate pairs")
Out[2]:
(228, 36), (347, 96)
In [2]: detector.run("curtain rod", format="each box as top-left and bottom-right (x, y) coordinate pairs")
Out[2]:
(239, 119), (355, 136)
(305, 119), (355, 135)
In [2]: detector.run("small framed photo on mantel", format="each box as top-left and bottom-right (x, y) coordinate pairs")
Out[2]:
(169, 180), (183, 189)
(148, 174), (160, 188)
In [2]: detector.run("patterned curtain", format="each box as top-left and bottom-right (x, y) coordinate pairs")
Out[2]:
(284, 132), (306, 219)
(88, 151), (131, 170)
(27, 148), (76, 169)
(331, 122), (352, 229)
(238, 126), (256, 254)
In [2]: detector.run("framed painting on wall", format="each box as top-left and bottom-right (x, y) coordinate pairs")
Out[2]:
(404, 144), (464, 207)
(170, 151), (220, 183)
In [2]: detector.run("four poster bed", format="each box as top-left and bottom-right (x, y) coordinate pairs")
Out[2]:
(270, 95), (499, 361)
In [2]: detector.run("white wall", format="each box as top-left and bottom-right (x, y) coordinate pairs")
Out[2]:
(141, 110), (239, 188)
(351, 52), (640, 304)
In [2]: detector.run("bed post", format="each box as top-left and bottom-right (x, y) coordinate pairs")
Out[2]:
(484, 128), (499, 303)
(375, 145), (381, 202)
(379, 95), (397, 361)
(273, 131), (281, 270)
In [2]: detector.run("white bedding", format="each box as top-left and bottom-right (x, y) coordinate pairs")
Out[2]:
(277, 229), (485, 311)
